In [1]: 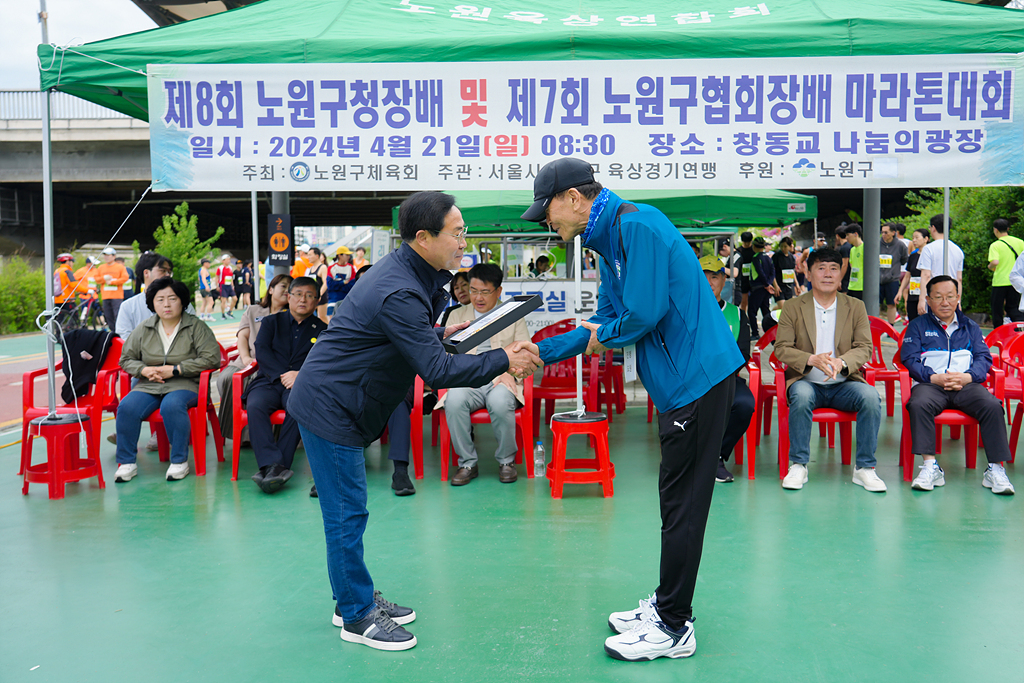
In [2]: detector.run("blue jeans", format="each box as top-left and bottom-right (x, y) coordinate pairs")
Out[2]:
(115, 390), (198, 464)
(786, 380), (881, 468)
(298, 425), (374, 623)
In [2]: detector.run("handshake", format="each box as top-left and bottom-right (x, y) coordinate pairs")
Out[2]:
(503, 341), (543, 379)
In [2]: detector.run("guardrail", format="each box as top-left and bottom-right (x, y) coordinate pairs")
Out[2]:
(0, 90), (130, 119)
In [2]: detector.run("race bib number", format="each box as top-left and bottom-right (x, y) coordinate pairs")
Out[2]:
(879, 255), (892, 268)
(741, 263), (752, 278)
(910, 277), (921, 295)
(782, 269), (795, 284)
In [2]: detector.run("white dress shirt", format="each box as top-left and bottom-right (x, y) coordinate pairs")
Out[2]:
(805, 296), (845, 385)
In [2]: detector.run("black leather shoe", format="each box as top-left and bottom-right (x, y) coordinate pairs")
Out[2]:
(251, 465), (271, 487)
(260, 464), (293, 494)
(310, 484), (318, 498)
(499, 463), (518, 483)
(392, 470), (416, 496)
(451, 465), (478, 486)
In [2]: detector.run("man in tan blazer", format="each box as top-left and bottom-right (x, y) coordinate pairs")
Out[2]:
(436, 263), (531, 485)
(775, 248), (885, 492)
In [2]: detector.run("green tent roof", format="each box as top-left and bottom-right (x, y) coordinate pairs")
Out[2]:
(38, 0), (1024, 121)
(393, 189), (817, 234)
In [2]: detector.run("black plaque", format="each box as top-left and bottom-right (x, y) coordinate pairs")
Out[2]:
(442, 295), (543, 354)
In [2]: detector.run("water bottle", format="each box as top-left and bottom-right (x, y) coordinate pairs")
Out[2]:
(534, 440), (546, 479)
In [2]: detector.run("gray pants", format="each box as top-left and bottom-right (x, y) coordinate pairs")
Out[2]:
(216, 359), (248, 441)
(446, 383), (519, 468)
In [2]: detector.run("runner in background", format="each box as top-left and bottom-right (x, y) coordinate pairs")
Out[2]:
(97, 247), (129, 331)
(217, 254), (236, 319)
(198, 258), (216, 322)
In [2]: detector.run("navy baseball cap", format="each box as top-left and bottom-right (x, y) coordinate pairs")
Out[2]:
(521, 158), (596, 223)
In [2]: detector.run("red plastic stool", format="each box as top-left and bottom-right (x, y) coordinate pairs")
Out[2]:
(22, 415), (105, 499)
(548, 412), (615, 498)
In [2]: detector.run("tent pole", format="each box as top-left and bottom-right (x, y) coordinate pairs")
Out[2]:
(272, 191), (289, 278)
(862, 188), (881, 317)
(943, 187), (950, 278)
(39, 0), (57, 419)
(251, 191), (259, 296)
(575, 234), (583, 414)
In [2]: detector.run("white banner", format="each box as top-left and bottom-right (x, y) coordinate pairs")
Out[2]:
(148, 55), (1022, 192)
(500, 279), (599, 337)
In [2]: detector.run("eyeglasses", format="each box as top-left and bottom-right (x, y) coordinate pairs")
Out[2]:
(439, 227), (467, 241)
(469, 288), (495, 297)
(929, 294), (959, 303)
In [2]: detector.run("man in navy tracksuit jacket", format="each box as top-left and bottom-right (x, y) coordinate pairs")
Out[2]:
(900, 275), (1014, 494)
(288, 192), (542, 652)
(521, 158), (743, 662)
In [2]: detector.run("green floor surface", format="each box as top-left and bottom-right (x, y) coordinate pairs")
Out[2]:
(2, 406), (1022, 683)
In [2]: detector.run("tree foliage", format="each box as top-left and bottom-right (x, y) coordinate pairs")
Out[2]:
(890, 186), (1024, 315)
(152, 202), (224, 301)
(0, 257), (46, 335)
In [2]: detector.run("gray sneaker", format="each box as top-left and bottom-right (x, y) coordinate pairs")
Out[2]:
(339, 605), (416, 651)
(333, 590), (416, 627)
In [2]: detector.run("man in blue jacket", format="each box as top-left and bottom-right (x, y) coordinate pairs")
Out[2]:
(521, 158), (743, 662)
(900, 275), (1015, 494)
(288, 192), (542, 652)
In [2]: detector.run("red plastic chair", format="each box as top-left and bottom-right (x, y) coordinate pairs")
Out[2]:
(437, 375), (534, 480)
(986, 323), (1024, 423)
(1000, 334), (1024, 460)
(896, 347), (1005, 480)
(125, 342), (228, 476)
(231, 360), (286, 481)
(773, 351), (856, 480)
(382, 375), (428, 480)
(753, 327), (779, 444)
(20, 337), (124, 476)
(862, 316), (901, 417)
(531, 320), (600, 434)
(734, 355), (761, 479)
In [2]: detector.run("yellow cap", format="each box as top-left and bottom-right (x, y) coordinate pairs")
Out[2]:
(699, 255), (725, 273)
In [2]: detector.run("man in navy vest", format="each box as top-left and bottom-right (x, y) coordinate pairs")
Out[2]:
(288, 192), (541, 652)
(522, 158), (743, 662)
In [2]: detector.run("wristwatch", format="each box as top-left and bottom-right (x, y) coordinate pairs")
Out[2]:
(172, 365), (180, 377)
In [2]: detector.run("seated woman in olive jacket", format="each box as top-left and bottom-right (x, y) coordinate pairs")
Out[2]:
(113, 277), (221, 483)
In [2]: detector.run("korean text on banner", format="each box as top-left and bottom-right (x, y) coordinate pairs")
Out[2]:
(147, 55), (1023, 192)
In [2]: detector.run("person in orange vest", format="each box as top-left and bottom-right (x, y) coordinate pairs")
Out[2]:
(352, 246), (369, 272)
(291, 243), (311, 279)
(96, 247), (130, 331)
(74, 257), (99, 301)
(53, 253), (78, 306)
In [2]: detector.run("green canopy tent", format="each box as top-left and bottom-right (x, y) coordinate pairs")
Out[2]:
(390, 189), (817, 235)
(38, 0), (1024, 119)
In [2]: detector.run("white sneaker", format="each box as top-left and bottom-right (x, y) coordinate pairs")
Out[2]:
(166, 462), (190, 481)
(782, 463), (808, 490)
(982, 464), (1015, 495)
(911, 461), (945, 491)
(604, 606), (696, 660)
(114, 463), (138, 482)
(853, 467), (887, 492)
(608, 595), (656, 634)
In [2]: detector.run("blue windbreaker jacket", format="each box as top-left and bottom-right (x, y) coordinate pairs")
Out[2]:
(900, 308), (991, 385)
(537, 191), (743, 412)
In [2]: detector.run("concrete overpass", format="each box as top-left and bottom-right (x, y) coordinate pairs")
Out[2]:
(1, 89), (915, 259)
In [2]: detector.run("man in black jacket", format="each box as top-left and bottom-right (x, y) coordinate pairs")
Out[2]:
(244, 277), (326, 494)
(288, 191), (541, 652)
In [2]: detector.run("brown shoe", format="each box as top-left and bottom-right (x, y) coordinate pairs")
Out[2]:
(451, 465), (479, 486)
(499, 463), (518, 483)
